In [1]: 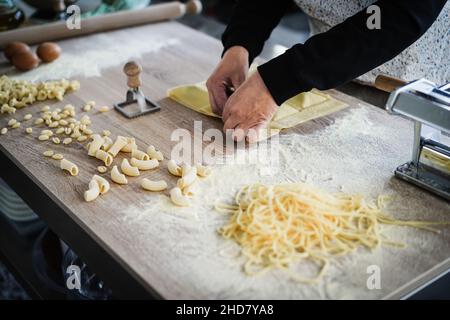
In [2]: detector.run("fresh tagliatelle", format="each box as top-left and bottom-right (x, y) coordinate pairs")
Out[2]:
(215, 183), (449, 283)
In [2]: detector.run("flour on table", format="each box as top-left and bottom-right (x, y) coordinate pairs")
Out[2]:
(122, 106), (450, 300)
(8, 29), (179, 82)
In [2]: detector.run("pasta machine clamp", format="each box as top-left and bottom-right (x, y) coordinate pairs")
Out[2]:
(114, 61), (161, 119)
(384, 77), (450, 201)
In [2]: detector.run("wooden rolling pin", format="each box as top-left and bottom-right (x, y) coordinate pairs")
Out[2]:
(374, 74), (407, 93)
(0, 0), (202, 49)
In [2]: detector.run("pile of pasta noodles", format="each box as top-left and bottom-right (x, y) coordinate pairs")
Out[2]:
(216, 183), (447, 283)
(0, 75), (80, 114)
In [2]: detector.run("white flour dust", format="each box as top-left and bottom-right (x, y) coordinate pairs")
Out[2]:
(9, 30), (179, 82)
(121, 106), (450, 300)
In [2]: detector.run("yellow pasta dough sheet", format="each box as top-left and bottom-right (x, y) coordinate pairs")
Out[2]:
(167, 82), (348, 131)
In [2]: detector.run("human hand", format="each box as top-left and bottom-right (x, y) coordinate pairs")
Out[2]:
(222, 70), (278, 143)
(206, 46), (249, 116)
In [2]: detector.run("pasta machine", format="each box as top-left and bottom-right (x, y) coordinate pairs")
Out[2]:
(385, 78), (450, 201)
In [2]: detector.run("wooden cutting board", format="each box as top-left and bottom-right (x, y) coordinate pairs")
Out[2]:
(1, 21), (449, 299)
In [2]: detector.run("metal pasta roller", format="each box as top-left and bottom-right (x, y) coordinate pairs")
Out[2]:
(385, 78), (450, 201)
(114, 61), (161, 119)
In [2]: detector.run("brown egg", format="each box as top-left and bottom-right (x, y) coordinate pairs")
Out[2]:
(4, 42), (30, 61)
(12, 51), (40, 71)
(36, 42), (61, 63)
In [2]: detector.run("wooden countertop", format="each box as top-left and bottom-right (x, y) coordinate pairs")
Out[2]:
(1, 21), (449, 299)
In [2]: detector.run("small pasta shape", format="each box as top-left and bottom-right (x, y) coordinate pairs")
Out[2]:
(56, 127), (65, 134)
(196, 164), (212, 177)
(84, 179), (100, 202)
(8, 119), (17, 126)
(146, 145), (164, 161)
(88, 134), (104, 156)
(23, 114), (32, 120)
(1, 128), (8, 135)
(121, 158), (140, 177)
(34, 118), (44, 125)
(102, 130), (110, 137)
(102, 136), (113, 151)
(52, 137), (61, 144)
(97, 166), (107, 173)
(52, 154), (64, 160)
(141, 178), (167, 192)
(77, 135), (88, 142)
(120, 137), (137, 153)
(43, 150), (54, 157)
(99, 106), (110, 112)
(130, 158), (159, 170)
(63, 137), (72, 145)
(38, 134), (49, 141)
(41, 129), (53, 136)
(60, 158), (78, 176)
(170, 187), (190, 207)
(83, 104), (92, 112)
(11, 122), (21, 129)
(26, 127), (33, 134)
(167, 160), (182, 176)
(95, 149), (113, 166)
(131, 149), (150, 161)
(182, 182), (198, 197)
(177, 166), (197, 189)
(111, 165), (128, 184)
(107, 136), (128, 157)
(92, 175), (110, 194)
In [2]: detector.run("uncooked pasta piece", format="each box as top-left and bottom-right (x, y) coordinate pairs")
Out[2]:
(131, 149), (150, 161)
(146, 145), (164, 161)
(60, 158), (78, 175)
(88, 134), (103, 156)
(170, 187), (190, 207)
(111, 165), (128, 184)
(84, 179), (100, 202)
(23, 114), (32, 120)
(130, 158), (159, 170)
(95, 149), (113, 166)
(121, 158), (140, 177)
(11, 122), (20, 129)
(99, 106), (110, 112)
(177, 166), (197, 189)
(38, 134), (49, 141)
(167, 160), (182, 176)
(92, 175), (110, 194)
(63, 137), (72, 145)
(141, 178), (167, 192)
(43, 150), (54, 157)
(97, 166), (107, 174)
(1, 128), (7, 135)
(52, 137), (61, 144)
(196, 164), (212, 177)
(107, 136), (127, 157)
(26, 127), (33, 134)
(52, 153), (64, 160)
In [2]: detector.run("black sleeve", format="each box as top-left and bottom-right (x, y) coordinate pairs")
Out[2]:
(223, 0), (447, 106)
(221, 0), (292, 64)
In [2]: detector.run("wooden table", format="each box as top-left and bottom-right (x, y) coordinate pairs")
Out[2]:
(1, 21), (449, 300)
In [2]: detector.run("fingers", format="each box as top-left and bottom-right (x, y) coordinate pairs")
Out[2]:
(207, 81), (229, 117)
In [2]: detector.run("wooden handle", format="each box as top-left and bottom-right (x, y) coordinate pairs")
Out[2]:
(124, 61), (142, 89)
(0, 0), (203, 48)
(375, 74), (407, 93)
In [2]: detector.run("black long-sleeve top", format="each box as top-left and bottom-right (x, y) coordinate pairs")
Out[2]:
(221, 0), (447, 105)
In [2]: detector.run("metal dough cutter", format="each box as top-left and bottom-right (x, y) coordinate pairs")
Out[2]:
(383, 77), (450, 201)
(114, 61), (161, 119)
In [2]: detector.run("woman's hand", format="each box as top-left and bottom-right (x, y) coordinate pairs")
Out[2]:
(222, 70), (278, 143)
(206, 46), (249, 116)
